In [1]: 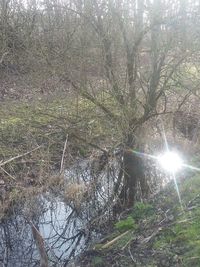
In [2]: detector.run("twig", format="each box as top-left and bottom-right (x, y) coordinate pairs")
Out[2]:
(71, 133), (108, 153)
(121, 235), (136, 250)
(101, 230), (130, 249)
(139, 228), (162, 244)
(186, 256), (200, 261)
(60, 135), (68, 174)
(128, 245), (137, 265)
(0, 166), (16, 180)
(0, 51), (9, 64)
(187, 193), (200, 207)
(0, 146), (42, 167)
(30, 221), (48, 267)
(3, 245), (7, 267)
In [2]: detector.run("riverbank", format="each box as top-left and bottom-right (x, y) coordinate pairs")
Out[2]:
(76, 173), (200, 266)
(0, 92), (114, 217)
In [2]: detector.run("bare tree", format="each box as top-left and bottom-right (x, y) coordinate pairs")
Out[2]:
(61, 0), (200, 207)
(1, 0), (200, 207)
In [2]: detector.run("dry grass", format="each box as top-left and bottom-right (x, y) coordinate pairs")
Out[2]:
(64, 182), (88, 208)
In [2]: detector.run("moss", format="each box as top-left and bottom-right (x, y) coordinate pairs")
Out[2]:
(132, 202), (154, 222)
(91, 256), (105, 267)
(115, 216), (137, 232)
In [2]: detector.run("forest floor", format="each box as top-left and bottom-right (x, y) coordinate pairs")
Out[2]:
(76, 171), (200, 267)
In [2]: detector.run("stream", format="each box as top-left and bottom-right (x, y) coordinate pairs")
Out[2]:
(0, 153), (169, 267)
(0, 159), (118, 267)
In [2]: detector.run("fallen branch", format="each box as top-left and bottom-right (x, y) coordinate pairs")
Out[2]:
(30, 221), (48, 267)
(187, 193), (200, 207)
(139, 228), (162, 244)
(121, 235), (136, 250)
(0, 146), (42, 167)
(60, 135), (68, 174)
(128, 245), (137, 265)
(0, 51), (9, 65)
(0, 167), (16, 180)
(101, 230), (130, 249)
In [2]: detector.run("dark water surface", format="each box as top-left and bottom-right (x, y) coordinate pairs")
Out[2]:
(0, 160), (117, 266)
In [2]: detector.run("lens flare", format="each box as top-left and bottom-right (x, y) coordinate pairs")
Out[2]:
(158, 151), (183, 173)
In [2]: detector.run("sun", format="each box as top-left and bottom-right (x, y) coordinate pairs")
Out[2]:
(158, 151), (183, 173)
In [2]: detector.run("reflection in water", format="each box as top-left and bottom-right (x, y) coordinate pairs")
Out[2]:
(0, 159), (119, 266)
(0, 194), (98, 267)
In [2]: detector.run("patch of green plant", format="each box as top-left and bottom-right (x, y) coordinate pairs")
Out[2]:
(132, 202), (154, 221)
(153, 207), (200, 265)
(176, 215), (200, 266)
(115, 216), (137, 232)
(91, 256), (104, 267)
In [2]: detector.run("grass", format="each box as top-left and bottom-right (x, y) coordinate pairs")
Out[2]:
(0, 94), (118, 160)
(152, 174), (200, 266)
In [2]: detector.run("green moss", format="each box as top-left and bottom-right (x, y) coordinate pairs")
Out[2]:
(132, 202), (154, 221)
(115, 216), (137, 232)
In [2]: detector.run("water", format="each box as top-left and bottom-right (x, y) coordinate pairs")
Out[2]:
(0, 159), (118, 267)
(0, 195), (91, 266)
(0, 156), (164, 266)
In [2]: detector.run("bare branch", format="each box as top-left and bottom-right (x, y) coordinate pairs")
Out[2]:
(60, 135), (68, 174)
(0, 146), (42, 167)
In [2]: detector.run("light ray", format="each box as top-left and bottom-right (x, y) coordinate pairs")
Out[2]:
(131, 150), (157, 160)
(160, 120), (170, 152)
(132, 150), (200, 174)
(171, 171), (184, 211)
(182, 164), (200, 172)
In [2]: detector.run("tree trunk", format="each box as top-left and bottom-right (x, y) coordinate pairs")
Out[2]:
(119, 133), (149, 208)
(122, 149), (144, 207)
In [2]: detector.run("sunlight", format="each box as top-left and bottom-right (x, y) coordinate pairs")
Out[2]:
(158, 151), (183, 173)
